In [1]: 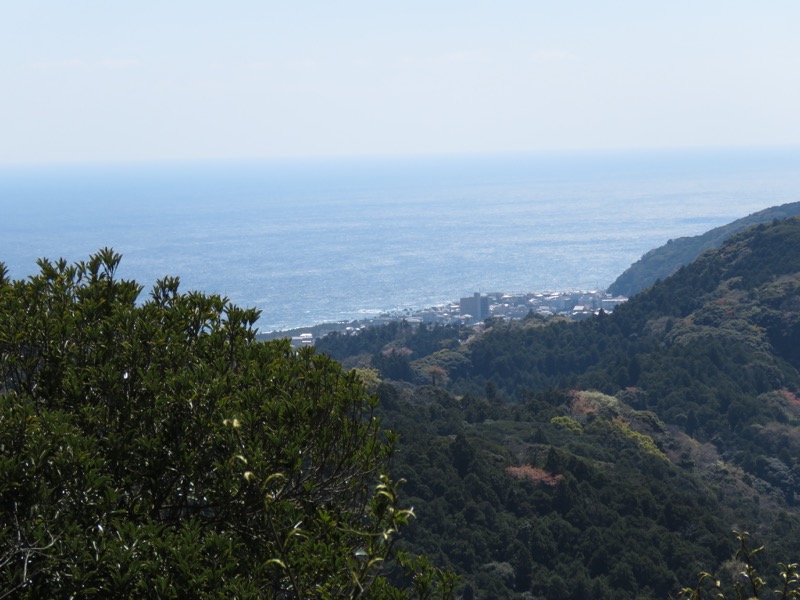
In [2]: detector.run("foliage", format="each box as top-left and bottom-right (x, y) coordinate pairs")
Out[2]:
(679, 531), (800, 600)
(374, 385), (744, 598)
(549, 415), (583, 434)
(322, 217), (800, 598)
(608, 202), (800, 297)
(611, 417), (669, 461)
(316, 322), (467, 367)
(504, 465), (564, 486)
(0, 249), (454, 598)
(449, 219), (800, 495)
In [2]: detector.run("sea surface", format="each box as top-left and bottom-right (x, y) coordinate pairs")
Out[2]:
(2, 147), (800, 332)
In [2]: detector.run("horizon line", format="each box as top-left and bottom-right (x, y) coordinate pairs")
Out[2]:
(2, 143), (800, 170)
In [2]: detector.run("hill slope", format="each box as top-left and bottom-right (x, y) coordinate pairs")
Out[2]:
(607, 201), (800, 297)
(322, 217), (800, 598)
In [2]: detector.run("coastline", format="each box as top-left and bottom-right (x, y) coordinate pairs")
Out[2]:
(256, 288), (628, 347)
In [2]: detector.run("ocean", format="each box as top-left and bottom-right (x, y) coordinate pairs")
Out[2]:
(2, 147), (799, 332)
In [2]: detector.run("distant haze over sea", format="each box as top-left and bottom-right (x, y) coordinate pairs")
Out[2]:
(2, 147), (800, 331)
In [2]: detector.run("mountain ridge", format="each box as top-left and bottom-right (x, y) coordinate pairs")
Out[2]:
(607, 201), (800, 297)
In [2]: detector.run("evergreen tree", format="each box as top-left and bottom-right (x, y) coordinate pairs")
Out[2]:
(0, 250), (453, 598)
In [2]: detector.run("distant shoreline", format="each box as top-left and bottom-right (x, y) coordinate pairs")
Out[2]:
(256, 288), (628, 346)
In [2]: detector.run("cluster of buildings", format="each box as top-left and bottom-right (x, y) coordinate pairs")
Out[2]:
(283, 290), (627, 347)
(412, 290), (628, 325)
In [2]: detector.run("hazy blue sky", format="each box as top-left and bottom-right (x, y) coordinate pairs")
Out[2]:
(3, 2), (800, 165)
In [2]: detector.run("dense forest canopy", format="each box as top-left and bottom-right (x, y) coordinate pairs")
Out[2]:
(318, 216), (800, 598)
(0, 249), (452, 598)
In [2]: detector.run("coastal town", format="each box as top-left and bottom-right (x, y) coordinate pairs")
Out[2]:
(260, 289), (628, 348)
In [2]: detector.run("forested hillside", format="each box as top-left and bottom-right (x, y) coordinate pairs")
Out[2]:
(318, 217), (800, 599)
(5, 217), (800, 598)
(607, 201), (800, 297)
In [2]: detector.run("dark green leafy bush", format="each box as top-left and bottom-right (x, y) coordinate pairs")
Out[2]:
(0, 249), (453, 598)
